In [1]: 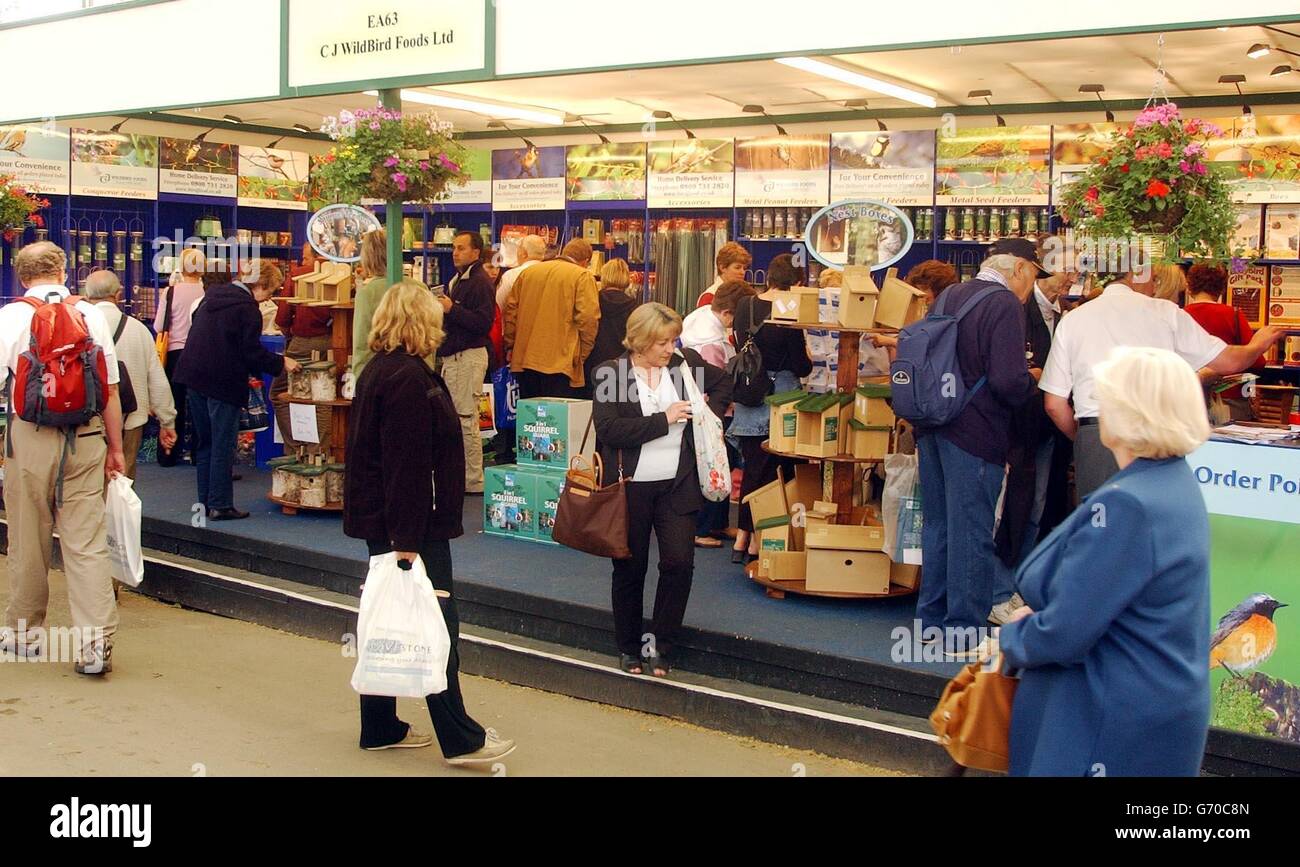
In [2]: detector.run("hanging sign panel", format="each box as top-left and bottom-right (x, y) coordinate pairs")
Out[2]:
(936, 126), (1050, 206)
(830, 131), (934, 206)
(70, 129), (158, 200)
(442, 148), (491, 205)
(803, 200), (914, 271)
(491, 146), (565, 212)
(159, 138), (238, 199)
(0, 124), (70, 196)
(238, 147), (311, 211)
(566, 142), (647, 202)
(646, 139), (734, 208)
(1205, 115), (1300, 205)
(287, 0), (488, 91)
(734, 136), (830, 207)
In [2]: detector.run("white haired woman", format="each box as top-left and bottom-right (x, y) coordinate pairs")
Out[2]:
(997, 346), (1213, 776)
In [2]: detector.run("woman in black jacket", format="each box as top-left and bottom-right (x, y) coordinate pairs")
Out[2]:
(591, 302), (731, 677)
(174, 262), (298, 521)
(582, 258), (641, 395)
(344, 280), (515, 767)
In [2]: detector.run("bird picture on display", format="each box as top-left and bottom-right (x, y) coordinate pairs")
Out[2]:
(831, 130), (934, 171)
(0, 124), (71, 195)
(238, 147), (310, 205)
(161, 138), (236, 175)
(565, 142), (647, 201)
(735, 136), (830, 172)
(647, 139), (735, 175)
(70, 130), (158, 168)
(1205, 115), (1300, 202)
(491, 145), (564, 181)
(935, 125), (1050, 204)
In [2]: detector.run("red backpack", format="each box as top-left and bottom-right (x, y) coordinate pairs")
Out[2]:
(10, 293), (110, 428)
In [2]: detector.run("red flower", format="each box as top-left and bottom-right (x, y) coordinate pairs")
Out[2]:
(1120, 164), (1130, 173)
(1156, 141), (1173, 159)
(1098, 156), (1110, 166)
(1085, 186), (1100, 202)
(1093, 205), (1105, 217)
(1145, 179), (1172, 198)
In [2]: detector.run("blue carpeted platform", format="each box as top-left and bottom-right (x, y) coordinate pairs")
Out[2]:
(134, 463), (960, 681)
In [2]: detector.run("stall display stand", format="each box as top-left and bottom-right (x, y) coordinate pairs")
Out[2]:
(746, 318), (916, 601)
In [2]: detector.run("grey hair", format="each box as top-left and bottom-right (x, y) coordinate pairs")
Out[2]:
(980, 253), (1020, 275)
(519, 234), (547, 263)
(83, 270), (122, 300)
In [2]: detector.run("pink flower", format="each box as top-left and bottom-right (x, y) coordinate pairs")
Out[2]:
(384, 156), (400, 168)
(369, 121), (381, 131)
(1156, 141), (1173, 159)
(1195, 163), (1207, 175)
(391, 172), (408, 192)
(1179, 160), (1191, 173)
(438, 154), (460, 173)
(1183, 143), (1205, 157)
(419, 161), (431, 171)
(1202, 122), (1224, 138)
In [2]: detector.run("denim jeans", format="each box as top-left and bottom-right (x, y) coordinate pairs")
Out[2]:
(916, 434), (1007, 639)
(188, 390), (240, 511)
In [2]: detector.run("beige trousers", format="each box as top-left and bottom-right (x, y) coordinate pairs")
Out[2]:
(4, 417), (119, 654)
(440, 347), (489, 493)
(122, 425), (143, 481)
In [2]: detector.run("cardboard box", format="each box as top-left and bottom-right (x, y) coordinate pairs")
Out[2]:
(839, 265), (880, 329)
(534, 472), (564, 546)
(890, 561), (921, 591)
(805, 501), (839, 531)
(516, 398), (593, 471)
(784, 462), (824, 514)
(756, 515), (794, 553)
(874, 267), (927, 330)
(769, 289), (820, 323)
(760, 550), (807, 582)
(794, 392), (853, 458)
(742, 475), (789, 527)
(854, 383), (894, 427)
(765, 389), (805, 454)
(484, 465), (538, 542)
(805, 524), (891, 594)
(849, 420), (893, 461)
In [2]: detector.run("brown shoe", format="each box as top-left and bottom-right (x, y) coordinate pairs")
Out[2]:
(694, 536), (723, 549)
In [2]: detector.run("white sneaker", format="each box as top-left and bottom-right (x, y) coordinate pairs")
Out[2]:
(988, 593), (1026, 626)
(74, 642), (112, 676)
(0, 628), (43, 659)
(446, 728), (516, 767)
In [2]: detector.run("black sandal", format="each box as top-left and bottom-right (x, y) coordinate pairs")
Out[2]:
(645, 652), (671, 678)
(619, 654), (644, 675)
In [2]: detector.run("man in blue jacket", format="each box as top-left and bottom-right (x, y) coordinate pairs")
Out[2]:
(916, 238), (1043, 657)
(438, 232), (496, 495)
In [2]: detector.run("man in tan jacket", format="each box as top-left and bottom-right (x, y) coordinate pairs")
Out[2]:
(503, 238), (600, 399)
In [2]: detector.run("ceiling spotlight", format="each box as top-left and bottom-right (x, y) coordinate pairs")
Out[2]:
(223, 114), (243, 125)
(267, 136), (287, 149)
(1272, 64), (1296, 76)
(194, 128), (215, 143)
(968, 90), (1005, 126)
(292, 123), (314, 134)
(485, 118), (536, 149)
(741, 104), (787, 136)
(650, 109), (696, 139)
(774, 56), (938, 108)
(843, 98), (869, 109)
(1219, 74), (1251, 114)
(876, 119), (888, 132)
(1078, 84), (1116, 122)
(1247, 43), (1271, 59)
(108, 119), (130, 133)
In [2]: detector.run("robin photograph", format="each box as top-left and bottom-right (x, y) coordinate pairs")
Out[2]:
(1210, 594), (1288, 677)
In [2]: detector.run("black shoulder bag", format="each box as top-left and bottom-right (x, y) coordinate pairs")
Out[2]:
(726, 294), (773, 407)
(111, 313), (139, 417)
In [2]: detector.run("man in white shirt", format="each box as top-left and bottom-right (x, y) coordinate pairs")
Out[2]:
(1041, 268), (1282, 498)
(85, 270), (178, 479)
(495, 234), (546, 310)
(0, 242), (126, 676)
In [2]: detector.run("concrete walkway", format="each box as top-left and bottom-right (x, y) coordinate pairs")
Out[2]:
(0, 567), (902, 777)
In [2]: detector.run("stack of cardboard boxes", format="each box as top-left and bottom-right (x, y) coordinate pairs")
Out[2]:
(484, 397), (593, 546)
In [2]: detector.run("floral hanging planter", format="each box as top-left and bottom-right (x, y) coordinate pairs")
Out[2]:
(1057, 102), (1240, 266)
(0, 174), (48, 242)
(315, 107), (470, 205)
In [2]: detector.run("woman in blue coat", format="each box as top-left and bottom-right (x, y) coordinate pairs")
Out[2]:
(998, 346), (1213, 777)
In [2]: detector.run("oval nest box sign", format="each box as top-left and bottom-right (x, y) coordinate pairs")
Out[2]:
(308, 203), (383, 263)
(803, 199), (915, 272)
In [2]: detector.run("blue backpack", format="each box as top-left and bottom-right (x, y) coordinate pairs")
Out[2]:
(889, 285), (1002, 428)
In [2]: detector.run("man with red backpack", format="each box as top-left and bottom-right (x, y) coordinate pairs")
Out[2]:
(0, 242), (126, 677)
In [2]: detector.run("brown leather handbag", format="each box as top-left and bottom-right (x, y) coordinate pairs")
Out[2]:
(929, 654), (1019, 773)
(552, 421), (631, 560)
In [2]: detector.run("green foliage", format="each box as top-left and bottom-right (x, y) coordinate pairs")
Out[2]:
(1212, 676), (1274, 735)
(314, 107), (470, 205)
(0, 175), (48, 237)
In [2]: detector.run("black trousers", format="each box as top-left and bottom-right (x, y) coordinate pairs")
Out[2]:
(517, 369), (574, 400)
(158, 349), (187, 467)
(611, 478), (697, 658)
(736, 435), (797, 534)
(358, 538), (486, 758)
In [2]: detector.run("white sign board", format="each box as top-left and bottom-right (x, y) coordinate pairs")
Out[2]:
(0, 125), (70, 196)
(289, 403), (321, 445)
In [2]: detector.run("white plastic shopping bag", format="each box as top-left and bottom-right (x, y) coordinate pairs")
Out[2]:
(882, 453), (923, 566)
(105, 475), (144, 587)
(679, 361), (731, 502)
(350, 552), (451, 698)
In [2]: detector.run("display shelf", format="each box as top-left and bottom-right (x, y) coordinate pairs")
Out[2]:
(774, 320), (898, 335)
(284, 397), (353, 408)
(738, 236), (807, 244)
(268, 494), (343, 516)
(745, 562), (917, 600)
(762, 442), (883, 464)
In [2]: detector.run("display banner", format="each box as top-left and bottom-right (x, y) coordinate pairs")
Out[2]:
(159, 138), (238, 199)
(1050, 122), (1120, 201)
(442, 147), (491, 205)
(1227, 263), (1266, 328)
(70, 129), (158, 200)
(238, 147), (310, 211)
(566, 142), (646, 202)
(0, 124), (70, 196)
(288, 0), (488, 90)
(646, 139), (734, 209)
(935, 125), (1050, 206)
(830, 131), (934, 206)
(734, 136), (830, 207)
(1206, 115), (1300, 204)
(492, 146), (565, 212)
(1192, 440), (1300, 745)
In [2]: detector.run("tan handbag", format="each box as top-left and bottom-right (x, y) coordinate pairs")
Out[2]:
(551, 421), (631, 560)
(929, 654), (1019, 773)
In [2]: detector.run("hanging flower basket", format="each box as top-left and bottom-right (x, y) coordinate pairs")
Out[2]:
(315, 107), (470, 205)
(0, 174), (48, 242)
(1056, 102), (1240, 265)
